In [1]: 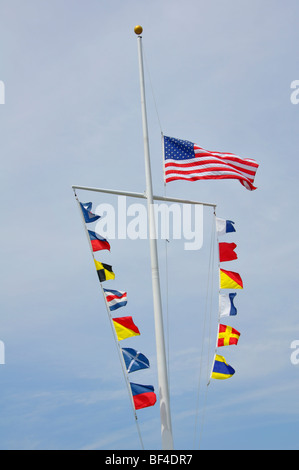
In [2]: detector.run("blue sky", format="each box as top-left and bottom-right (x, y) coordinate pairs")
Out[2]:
(0, 0), (299, 450)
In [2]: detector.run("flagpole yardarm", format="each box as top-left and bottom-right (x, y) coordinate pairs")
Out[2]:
(136, 28), (174, 451)
(71, 185), (216, 208)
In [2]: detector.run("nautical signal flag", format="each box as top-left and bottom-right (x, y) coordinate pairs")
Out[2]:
(217, 324), (241, 347)
(216, 218), (236, 236)
(103, 288), (127, 311)
(122, 348), (150, 373)
(219, 293), (237, 317)
(112, 316), (140, 341)
(88, 230), (110, 252)
(220, 269), (243, 289)
(130, 382), (157, 410)
(94, 260), (115, 283)
(80, 202), (101, 223)
(163, 135), (259, 190)
(211, 355), (235, 380)
(219, 242), (238, 262)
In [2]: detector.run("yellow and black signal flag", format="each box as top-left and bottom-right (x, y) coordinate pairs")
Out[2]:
(94, 259), (115, 283)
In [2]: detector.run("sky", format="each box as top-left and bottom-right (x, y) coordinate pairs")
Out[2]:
(0, 0), (299, 450)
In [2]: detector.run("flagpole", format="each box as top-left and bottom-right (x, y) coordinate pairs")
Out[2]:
(135, 25), (174, 450)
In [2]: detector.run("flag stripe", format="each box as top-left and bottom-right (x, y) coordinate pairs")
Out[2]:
(165, 167), (256, 184)
(105, 294), (126, 303)
(194, 148), (259, 168)
(165, 173), (256, 190)
(130, 383), (157, 410)
(90, 239), (111, 252)
(108, 301), (127, 311)
(165, 158), (257, 177)
(132, 392), (157, 410)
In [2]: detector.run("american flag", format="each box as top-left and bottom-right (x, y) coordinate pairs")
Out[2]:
(163, 136), (259, 191)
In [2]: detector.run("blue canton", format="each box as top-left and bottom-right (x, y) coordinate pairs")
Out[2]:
(164, 136), (195, 161)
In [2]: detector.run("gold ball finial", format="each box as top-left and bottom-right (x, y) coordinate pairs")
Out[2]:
(134, 25), (143, 35)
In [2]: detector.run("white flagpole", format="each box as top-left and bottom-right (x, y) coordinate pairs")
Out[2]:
(135, 25), (174, 450)
(71, 184), (216, 208)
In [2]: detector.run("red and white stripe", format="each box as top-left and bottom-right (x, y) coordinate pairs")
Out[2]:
(165, 144), (259, 190)
(105, 290), (127, 309)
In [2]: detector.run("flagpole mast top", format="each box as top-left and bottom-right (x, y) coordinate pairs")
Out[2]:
(134, 25), (143, 35)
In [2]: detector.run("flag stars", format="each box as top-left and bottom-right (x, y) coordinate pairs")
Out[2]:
(164, 136), (194, 161)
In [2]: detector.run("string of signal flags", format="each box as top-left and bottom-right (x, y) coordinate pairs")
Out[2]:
(75, 196), (157, 412)
(209, 217), (243, 383)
